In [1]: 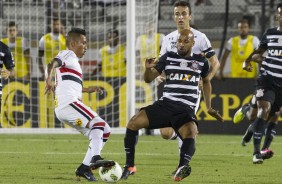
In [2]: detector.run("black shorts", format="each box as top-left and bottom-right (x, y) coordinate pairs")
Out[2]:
(256, 77), (282, 115)
(142, 99), (197, 131)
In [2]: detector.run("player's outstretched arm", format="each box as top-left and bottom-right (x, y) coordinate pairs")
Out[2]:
(44, 59), (59, 95)
(243, 48), (265, 72)
(82, 86), (103, 94)
(144, 57), (160, 83)
(202, 76), (224, 122)
(207, 55), (220, 80)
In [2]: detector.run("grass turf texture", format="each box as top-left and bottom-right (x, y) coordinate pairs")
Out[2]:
(0, 134), (281, 184)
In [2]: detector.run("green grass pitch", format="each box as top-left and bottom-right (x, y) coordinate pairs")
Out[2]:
(0, 134), (281, 184)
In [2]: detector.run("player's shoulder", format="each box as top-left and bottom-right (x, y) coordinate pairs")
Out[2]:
(57, 50), (75, 59)
(265, 27), (282, 35)
(164, 30), (178, 39)
(0, 41), (8, 48)
(191, 53), (208, 62)
(191, 27), (207, 38)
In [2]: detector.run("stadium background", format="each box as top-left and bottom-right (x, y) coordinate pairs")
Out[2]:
(0, 0), (281, 134)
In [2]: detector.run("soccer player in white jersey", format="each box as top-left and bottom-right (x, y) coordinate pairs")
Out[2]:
(45, 28), (115, 182)
(159, 0), (220, 153)
(121, 29), (223, 181)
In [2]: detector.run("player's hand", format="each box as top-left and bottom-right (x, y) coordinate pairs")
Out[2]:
(45, 77), (54, 95)
(145, 57), (157, 69)
(208, 107), (224, 122)
(243, 60), (252, 72)
(156, 75), (165, 85)
(1, 69), (11, 80)
(87, 86), (103, 94)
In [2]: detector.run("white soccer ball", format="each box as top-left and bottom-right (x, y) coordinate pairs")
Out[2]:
(98, 162), (122, 183)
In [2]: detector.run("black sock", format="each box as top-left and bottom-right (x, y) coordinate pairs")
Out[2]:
(253, 118), (266, 154)
(242, 104), (251, 117)
(243, 123), (254, 142)
(262, 122), (276, 150)
(178, 138), (195, 167)
(124, 128), (139, 167)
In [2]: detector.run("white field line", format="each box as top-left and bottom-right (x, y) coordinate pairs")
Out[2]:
(0, 151), (281, 157)
(1, 138), (282, 145)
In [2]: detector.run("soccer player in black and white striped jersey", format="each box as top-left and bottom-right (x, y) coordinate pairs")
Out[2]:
(242, 2), (282, 164)
(159, 0), (220, 157)
(121, 29), (223, 181)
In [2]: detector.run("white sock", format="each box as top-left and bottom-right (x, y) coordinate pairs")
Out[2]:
(82, 143), (92, 166)
(102, 123), (111, 148)
(89, 124), (104, 156)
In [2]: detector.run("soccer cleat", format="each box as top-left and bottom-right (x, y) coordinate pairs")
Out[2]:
(233, 107), (245, 124)
(173, 165), (191, 182)
(120, 165), (137, 179)
(89, 155), (115, 170)
(253, 154), (263, 164)
(260, 149), (274, 160)
(75, 165), (97, 182)
(171, 168), (177, 176)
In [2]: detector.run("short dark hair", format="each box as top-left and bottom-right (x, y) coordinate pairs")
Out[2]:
(66, 28), (86, 46)
(8, 21), (17, 28)
(174, 0), (192, 15)
(277, 3), (282, 10)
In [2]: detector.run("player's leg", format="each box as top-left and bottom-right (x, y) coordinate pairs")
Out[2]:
(234, 94), (257, 124)
(260, 106), (280, 159)
(121, 110), (149, 179)
(252, 84), (273, 164)
(241, 102), (258, 146)
(55, 104), (98, 181)
(173, 120), (197, 182)
(121, 101), (171, 180)
(160, 127), (178, 140)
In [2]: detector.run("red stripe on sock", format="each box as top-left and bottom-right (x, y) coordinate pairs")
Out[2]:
(103, 132), (111, 138)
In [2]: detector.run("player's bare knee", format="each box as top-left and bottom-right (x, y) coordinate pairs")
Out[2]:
(160, 128), (172, 139)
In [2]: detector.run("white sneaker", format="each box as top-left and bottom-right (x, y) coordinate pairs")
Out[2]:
(253, 154), (263, 164)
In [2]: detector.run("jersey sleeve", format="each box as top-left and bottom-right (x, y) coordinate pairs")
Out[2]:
(225, 38), (232, 51)
(200, 34), (215, 58)
(154, 53), (167, 73)
(159, 35), (168, 57)
(3, 46), (15, 70)
(38, 36), (45, 51)
(22, 38), (29, 51)
(253, 36), (260, 49)
(201, 58), (210, 78)
(258, 30), (268, 50)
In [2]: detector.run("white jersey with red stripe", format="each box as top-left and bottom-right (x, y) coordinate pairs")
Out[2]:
(160, 28), (215, 58)
(54, 50), (83, 111)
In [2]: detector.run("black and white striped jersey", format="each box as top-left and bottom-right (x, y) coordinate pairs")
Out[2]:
(0, 41), (15, 97)
(259, 27), (282, 87)
(155, 52), (209, 108)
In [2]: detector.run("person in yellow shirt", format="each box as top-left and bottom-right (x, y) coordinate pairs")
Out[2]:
(1, 21), (31, 80)
(99, 29), (126, 77)
(38, 18), (66, 127)
(136, 24), (164, 73)
(135, 24), (164, 135)
(217, 19), (260, 79)
(38, 18), (66, 80)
